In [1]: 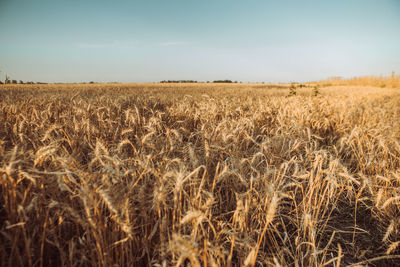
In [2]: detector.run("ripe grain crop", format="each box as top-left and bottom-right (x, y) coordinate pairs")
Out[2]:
(1, 83), (400, 266)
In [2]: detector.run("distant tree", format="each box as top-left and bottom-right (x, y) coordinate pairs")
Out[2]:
(89, 81), (95, 84)
(5, 75), (10, 84)
(12, 80), (17, 84)
(19, 80), (24, 84)
(0, 81), (3, 84)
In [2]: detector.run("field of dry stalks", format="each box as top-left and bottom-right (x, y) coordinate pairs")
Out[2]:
(1, 83), (400, 266)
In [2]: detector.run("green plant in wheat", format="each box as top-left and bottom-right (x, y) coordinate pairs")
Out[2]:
(312, 85), (320, 96)
(287, 83), (297, 97)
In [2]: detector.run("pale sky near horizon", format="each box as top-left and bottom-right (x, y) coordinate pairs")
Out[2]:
(0, 0), (399, 83)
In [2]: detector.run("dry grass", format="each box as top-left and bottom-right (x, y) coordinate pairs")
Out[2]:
(1, 83), (400, 266)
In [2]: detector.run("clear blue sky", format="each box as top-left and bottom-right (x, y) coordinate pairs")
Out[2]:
(0, 0), (399, 83)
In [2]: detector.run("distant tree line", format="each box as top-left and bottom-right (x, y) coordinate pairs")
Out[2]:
(0, 80), (47, 84)
(160, 80), (239, 83)
(0, 76), (250, 85)
(2, 80), (47, 84)
(160, 80), (198, 83)
(0, 74), (44, 85)
(213, 80), (236, 83)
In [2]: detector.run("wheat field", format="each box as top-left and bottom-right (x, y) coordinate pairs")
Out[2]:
(1, 83), (400, 266)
